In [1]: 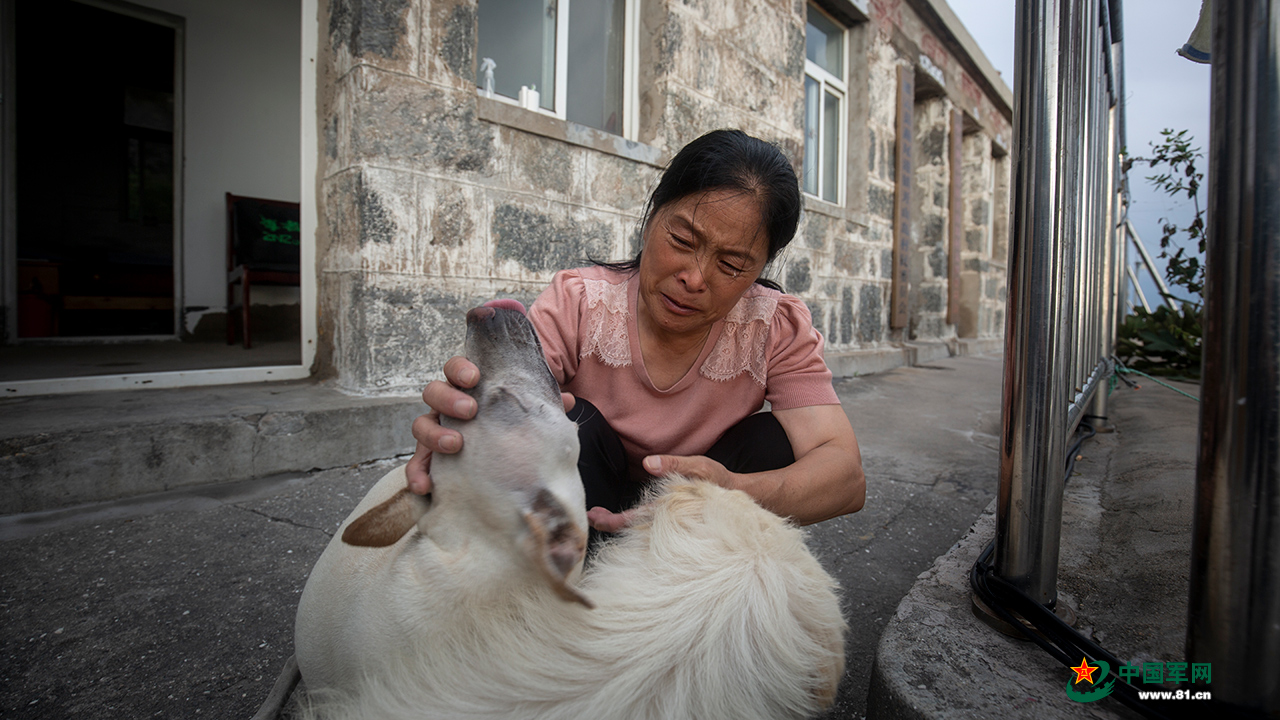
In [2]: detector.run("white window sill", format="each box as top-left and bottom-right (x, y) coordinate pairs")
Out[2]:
(476, 94), (665, 169)
(803, 193), (871, 228)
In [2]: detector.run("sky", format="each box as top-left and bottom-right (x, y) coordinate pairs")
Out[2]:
(946, 0), (1212, 310)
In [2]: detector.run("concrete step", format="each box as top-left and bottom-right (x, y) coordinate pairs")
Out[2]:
(0, 380), (424, 515)
(865, 379), (1201, 719)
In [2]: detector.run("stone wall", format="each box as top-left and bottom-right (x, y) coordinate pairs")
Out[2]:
(910, 95), (952, 341)
(958, 131), (1009, 340)
(315, 0), (1013, 393)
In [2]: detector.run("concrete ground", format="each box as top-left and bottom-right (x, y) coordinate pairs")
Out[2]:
(0, 355), (1010, 719)
(866, 375), (1203, 719)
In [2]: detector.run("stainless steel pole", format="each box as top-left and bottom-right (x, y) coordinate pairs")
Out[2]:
(1126, 264), (1150, 313)
(1186, 0), (1280, 712)
(996, 0), (1068, 606)
(1063, 0), (1084, 400)
(1087, 98), (1118, 424)
(1126, 219), (1173, 302)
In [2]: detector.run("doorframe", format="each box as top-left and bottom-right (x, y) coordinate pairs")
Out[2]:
(0, 0), (318, 395)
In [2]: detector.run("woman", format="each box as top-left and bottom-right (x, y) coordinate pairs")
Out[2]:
(407, 129), (865, 534)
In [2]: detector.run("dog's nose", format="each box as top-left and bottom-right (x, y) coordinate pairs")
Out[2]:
(466, 306), (497, 324)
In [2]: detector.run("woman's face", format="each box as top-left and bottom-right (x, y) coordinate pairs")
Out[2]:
(636, 189), (769, 340)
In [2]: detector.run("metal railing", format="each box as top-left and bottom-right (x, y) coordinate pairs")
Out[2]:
(1186, 0), (1280, 709)
(995, 0), (1126, 609)
(991, 0), (1280, 711)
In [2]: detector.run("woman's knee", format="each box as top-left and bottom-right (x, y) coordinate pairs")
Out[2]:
(706, 412), (795, 474)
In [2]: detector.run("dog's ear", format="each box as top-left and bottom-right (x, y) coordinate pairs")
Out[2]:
(521, 489), (593, 609)
(342, 489), (432, 547)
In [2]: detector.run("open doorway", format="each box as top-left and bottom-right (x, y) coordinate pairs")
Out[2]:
(1, 0), (305, 385)
(16, 0), (177, 340)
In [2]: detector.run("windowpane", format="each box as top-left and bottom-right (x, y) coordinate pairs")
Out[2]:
(567, 0), (625, 133)
(803, 75), (820, 196)
(806, 7), (843, 80)
(822, 89), (840, 203)
(477, 0), (557, 109)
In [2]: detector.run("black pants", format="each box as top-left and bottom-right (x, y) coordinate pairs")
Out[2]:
(567, 398), (795, 544)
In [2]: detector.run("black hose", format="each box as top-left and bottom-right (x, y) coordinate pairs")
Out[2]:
(966, 422), (1218, 720)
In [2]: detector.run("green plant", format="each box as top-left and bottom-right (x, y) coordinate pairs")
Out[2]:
(1116, 302), (1202, 380)
(1144, 129), (1205, 298)
(1117, 129), (1205, 379)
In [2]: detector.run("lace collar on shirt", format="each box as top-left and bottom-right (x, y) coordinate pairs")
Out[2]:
(579, 275), (779, 387)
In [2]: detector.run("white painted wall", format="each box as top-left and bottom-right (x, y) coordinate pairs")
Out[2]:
(132, 0), (302, 329)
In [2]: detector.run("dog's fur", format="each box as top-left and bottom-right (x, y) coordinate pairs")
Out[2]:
(293, 308), (845, 719)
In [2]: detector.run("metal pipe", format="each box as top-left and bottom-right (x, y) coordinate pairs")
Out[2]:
(1064, 0), (1085, 394)
(1126, 219), (1173, 302)
(1127, 263), (1151, 312)
(1185, 0), (1280, 711)
(1078, 24), (1098, 396)
(996, 0), (1069, 606)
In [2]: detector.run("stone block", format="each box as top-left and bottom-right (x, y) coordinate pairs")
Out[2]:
(347, 67), (494, 175)
(869, 183), (896, 220)
(927, 245), (946, 278)
(428, 185), (473, 249)
(970, 198), (990, 226)
(921, 284), (944, 313)
(841, 285), (855, 345)
(492, 202), (614, 273)
(965, 228), (986, 253)
(984, 275), (1003, 300)
(328, 0), (418, 78)
(586, 147), (661, 216)
(496, 127), (579, 202)
(858, 283), (884, 343)
(920, 214), (945, 247)
(804, 300), (824, 338)
(426, 0), (476, 88)
(786, 257), (812, 294)
(804, 213), (831, 250)
(917, 123), (946, 164)
(330, 272), (472, 393)
(834, 240), (865, 276)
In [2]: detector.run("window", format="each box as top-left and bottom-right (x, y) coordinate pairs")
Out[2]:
(803, 5), (846, 204)
(476, 0), (638, 138)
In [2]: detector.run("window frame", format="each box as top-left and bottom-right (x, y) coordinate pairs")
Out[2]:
(803, 3), (848, 206)
(476, 0), (640, 141)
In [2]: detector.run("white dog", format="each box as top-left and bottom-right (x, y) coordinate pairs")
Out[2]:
(292, 307), (845, 719)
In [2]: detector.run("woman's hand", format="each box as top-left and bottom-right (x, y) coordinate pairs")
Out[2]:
(405, 356), (576, 496)
(586, 506), (638, 533)
(406, 356), (481, 495)
(586, 455), (745, 534)
(641, 454), (743, 490)
(641, 404), (866, 525)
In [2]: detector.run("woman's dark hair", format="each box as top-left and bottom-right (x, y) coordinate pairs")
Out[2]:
(594, 129), (802, 288)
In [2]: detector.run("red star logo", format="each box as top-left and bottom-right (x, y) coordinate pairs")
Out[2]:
(1070, 657), (1099, 684)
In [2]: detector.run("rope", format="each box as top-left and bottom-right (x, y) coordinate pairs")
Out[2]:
(1111, 359), (1201, 402)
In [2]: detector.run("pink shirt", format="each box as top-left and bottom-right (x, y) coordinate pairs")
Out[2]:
(528, 267), (839, 467)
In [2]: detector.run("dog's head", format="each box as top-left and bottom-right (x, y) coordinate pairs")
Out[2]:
(342, 305), (591, 608)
